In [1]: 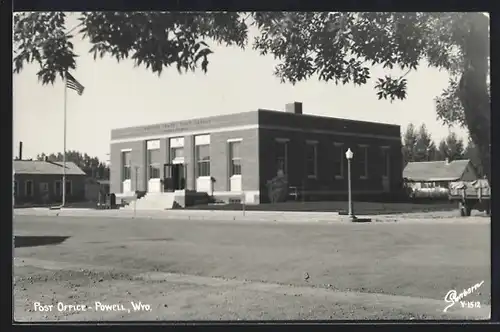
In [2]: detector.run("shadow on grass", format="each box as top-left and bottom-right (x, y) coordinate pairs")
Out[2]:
(14, 236), (70, 248)
(351, 218), (372, 223)
(86, 238), (174, 245)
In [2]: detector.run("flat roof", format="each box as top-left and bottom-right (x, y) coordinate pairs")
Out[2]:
(111, 109), (401, 142)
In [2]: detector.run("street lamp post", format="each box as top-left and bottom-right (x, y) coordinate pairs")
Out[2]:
(134, 166), (140, 218)
(134, 166), (140, 192)
(345, 148), (356, 221)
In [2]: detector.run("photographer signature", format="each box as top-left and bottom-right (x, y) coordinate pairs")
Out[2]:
(443, 280), (484, 313)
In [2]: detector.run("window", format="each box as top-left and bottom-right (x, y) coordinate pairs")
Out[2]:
(333, 143), (344, 179)
(381, 147), (390, 177)
(25, 180), (33, 197)
(359, 145), (369, 179)
(14, 181), (18, 197)
(40, 182), (49, 192)
(170, 147), (184, 161)
(147, 148), (161, 179)
(229, 141), (242, 176)
(196, 145), (211, 177)
(275, 139), (289, 175)
(306, 141), (318, 178)
(122, 151), (131, 181)
(55, 181), (62, 196)
(65, 181), (72, 195)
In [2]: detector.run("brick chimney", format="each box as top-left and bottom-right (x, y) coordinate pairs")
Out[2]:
(285, 102), (303, 115)
(19, 142), (23, 160)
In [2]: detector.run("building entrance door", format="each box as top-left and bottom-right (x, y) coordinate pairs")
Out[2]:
(163, 163), (185, 192)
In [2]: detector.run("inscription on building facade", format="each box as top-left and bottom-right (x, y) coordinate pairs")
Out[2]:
(142, 118), (212, 133)
(112, 118), (214, 139)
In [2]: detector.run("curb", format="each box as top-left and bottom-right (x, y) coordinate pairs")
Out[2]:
(14, 209), (489, 224)
(14, 209), (350, 223)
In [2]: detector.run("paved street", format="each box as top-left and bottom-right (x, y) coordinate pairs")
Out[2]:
(13, 214), (491, 321)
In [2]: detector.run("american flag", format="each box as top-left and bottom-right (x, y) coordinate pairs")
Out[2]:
(66, 72), (85, 95)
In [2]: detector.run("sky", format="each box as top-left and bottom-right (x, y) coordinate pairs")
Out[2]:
(13, 13), (468, 163)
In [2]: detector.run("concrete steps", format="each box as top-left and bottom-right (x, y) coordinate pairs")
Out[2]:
(123, 192), (176, 211)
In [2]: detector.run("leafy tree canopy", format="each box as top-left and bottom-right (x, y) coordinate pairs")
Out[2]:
(402, 123), (438, 163)
(13, 12), (248, 83)
(13, 11), (490, 179)
(436, 132), (465, 161)
(13, 12), (485, 103)
(36, 150), (110, 179)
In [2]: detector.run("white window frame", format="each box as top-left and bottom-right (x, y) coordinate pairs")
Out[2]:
(228, 138), (242, 177)
(306, 140), (318, 179)
(170, 146), (185, 163)
(275, 138), (289, 175)
(195, 144), (211, 178)
(169, 137), (185, 148)
(169, 137), (185, 164)
(121, 150), (132, 181)
(25, 180), (33, 197)
(147, 141), (161, 180)
(333, 142), (344, 179)
(359, 144), (369, 180)
(381, 146), (390, 178)
(147, 151), (161, 179)
(195, 134), (210, 146)
(146, 140), (160, 150)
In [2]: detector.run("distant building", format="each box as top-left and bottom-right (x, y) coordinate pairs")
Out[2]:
(403, 159), (479, 197)
(85, 178), (110, 203)
(13, 160), (87, 206)
(110, 102), (403, 204)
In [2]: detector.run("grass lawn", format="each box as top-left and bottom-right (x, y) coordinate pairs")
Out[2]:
(188, 200), (457, 215)
(14, 215), (489, 320)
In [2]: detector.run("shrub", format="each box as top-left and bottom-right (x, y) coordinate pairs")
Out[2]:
(266, 171), (289, 203)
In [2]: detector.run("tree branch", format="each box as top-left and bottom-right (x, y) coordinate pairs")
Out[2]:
(401, 68), (412, 79)
(66, 23), (83, 36)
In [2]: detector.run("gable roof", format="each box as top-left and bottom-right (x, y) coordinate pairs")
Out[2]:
(13, 160), (86, 176)
(403, 159), (471, 182)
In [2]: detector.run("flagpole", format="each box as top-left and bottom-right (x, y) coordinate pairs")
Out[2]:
(62, 72), (68, 207)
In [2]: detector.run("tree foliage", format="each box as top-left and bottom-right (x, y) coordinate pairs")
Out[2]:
(414, 124), (436, 162)
(463, 138), (483, 176)
(436, 132), (465, 161)
(435, 79), (490, 128)
(13, 12), (248, 83)
(251, 12), (490, 180)
(13, 11), (490, 181)
(36, 150), (110, 179)
(402, 123), (437, 164)
(402, 123), (418, 165)
(402, 123), (469, 164)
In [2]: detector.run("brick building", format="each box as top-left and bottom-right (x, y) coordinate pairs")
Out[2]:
(110, 102), (403, 204)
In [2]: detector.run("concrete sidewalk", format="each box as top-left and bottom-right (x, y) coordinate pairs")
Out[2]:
(14, 208), (345, 222)
(13, 207), (489, 224)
